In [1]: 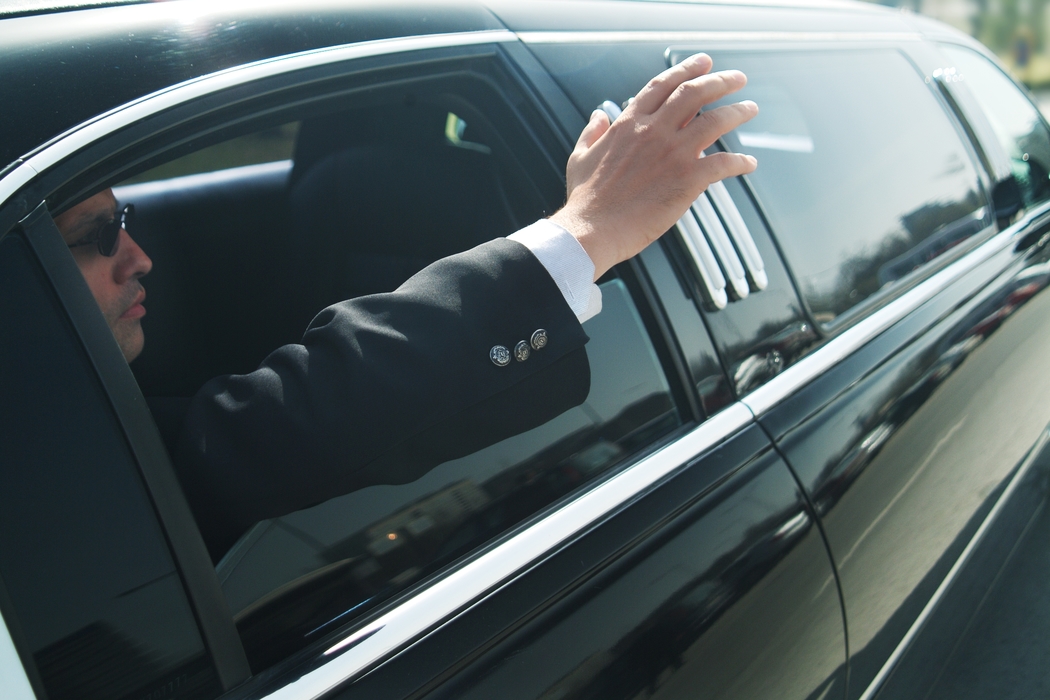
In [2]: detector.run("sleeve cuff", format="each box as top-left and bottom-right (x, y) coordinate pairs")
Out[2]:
(508, 220), (603, 323)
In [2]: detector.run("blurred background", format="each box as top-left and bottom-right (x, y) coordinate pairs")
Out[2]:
(867, 0), (1050, 113)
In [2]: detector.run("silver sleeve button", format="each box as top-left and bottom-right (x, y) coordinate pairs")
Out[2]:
(490, 345), (511, 367)
(530, 329), (548, 350)
(514, 341), (531, 362)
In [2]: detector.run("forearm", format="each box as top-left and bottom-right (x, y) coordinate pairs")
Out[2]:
(173, 238), (590, 560)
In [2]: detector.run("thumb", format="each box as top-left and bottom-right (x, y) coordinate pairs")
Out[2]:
(576, 109), (611, 151)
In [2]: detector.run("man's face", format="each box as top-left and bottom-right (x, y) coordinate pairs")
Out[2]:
(55, 189), (153, 362)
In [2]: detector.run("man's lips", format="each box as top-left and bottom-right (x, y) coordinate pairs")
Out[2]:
(120, 290), (146, 320)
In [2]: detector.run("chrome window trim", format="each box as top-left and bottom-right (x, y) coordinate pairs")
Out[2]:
(858, 426), (1050, 700)
(0, 164), (38, 210)
(518, 30), (924, 45)
(693, 192), (750, 299)
(744, 202), (1050, 417)
(0, 612), (35, 700)
(707, 180), (768, 290)
(258, 403), (755, 700)
(676, 211), (729, 309)
(0, 29), (517, 208)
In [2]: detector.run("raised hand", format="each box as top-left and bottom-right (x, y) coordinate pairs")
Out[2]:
(549, 53), (758, 280)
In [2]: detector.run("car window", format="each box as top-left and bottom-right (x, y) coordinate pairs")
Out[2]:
(101, 65), (687, 670)
(0, 230), (219, 700)
(712, 49), (989, 328)
(939, 45), (1050, 210)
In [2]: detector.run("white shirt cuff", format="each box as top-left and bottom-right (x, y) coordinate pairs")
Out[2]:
(508, 220), (603, 324)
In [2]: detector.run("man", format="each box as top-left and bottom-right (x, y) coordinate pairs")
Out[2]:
(56, 55), (758, 560)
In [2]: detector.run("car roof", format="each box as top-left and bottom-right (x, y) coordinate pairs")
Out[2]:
(0, 0), (145, 19)
(0, 0), (956, 171)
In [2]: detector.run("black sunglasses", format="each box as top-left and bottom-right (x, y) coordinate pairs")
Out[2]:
(67, 203), (134, 257)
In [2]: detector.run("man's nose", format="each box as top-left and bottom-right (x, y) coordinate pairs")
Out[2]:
(113, 227), (152, 283)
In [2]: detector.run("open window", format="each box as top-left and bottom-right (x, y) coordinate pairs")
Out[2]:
(30, 47), (691, 677)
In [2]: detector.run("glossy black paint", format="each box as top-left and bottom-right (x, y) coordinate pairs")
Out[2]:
(0, 0), (503, 168)
(0, 221), (225, 699)
(768, 228), (1050, 698)
(875, 431), (1050, 699)
(0, 0), (927, 172)
(320, 425), (845, 700)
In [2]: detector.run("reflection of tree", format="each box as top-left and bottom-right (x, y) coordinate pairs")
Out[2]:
(808, 230), (910, 319)
(900, 194), (980, 244)
(809, 192), (982, 320)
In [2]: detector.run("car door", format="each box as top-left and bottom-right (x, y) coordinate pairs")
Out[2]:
(312, 247), (845, 700)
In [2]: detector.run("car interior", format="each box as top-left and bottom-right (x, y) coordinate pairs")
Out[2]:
(118, 88), (557, 403)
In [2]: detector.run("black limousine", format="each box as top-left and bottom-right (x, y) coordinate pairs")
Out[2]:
(2, 1), (1049, 699)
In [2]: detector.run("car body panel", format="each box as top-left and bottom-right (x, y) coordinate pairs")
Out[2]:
(769, 221), (1050, 699)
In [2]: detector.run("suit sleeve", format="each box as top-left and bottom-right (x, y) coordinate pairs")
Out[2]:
(172, 238), (592, 560)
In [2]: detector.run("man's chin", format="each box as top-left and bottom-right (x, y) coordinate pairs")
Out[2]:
(114, 321), (145, 362)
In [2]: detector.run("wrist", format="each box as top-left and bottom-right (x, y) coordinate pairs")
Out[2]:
(548, 207), (615, 282)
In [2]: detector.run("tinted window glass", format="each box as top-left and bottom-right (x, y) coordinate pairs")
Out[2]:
(0, 232), (218, 700)
(940, 45), (1050, 209)
(713, 50), (987, 326)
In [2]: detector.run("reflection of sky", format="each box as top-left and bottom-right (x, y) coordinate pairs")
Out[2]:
(712, 50), (981, 305)
(270, 279), (670, 545)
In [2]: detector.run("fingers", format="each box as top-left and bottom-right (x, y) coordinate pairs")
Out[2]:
(632, 53), (713, 115)
(576, 109), (611, 151)
(684, 100), (759, 153)
(662, 70), (748, 130)
(694, 151), (758, 188)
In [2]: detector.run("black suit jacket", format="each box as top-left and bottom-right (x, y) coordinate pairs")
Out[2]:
(170, 239), (592, 560)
